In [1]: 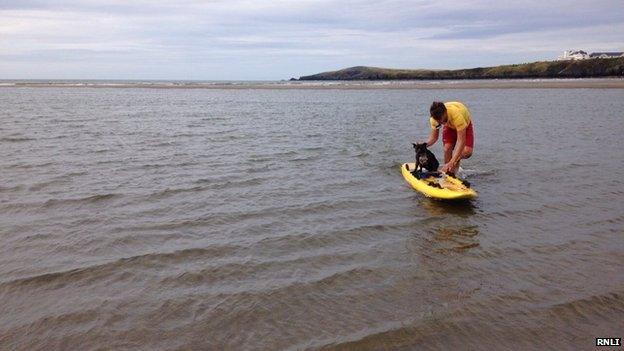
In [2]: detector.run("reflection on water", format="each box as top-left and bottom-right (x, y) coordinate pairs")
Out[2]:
(429, 225), (480, 253)
(410, 197), (481, 253)
(418, 197), (477, 217)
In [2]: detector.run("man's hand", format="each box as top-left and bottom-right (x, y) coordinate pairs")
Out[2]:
(440, 161), (455, 173)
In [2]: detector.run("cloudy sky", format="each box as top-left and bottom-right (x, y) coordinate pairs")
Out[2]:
(1, 0), (623, 80)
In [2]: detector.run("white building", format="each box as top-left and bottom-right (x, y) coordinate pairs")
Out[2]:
(557, 50), (624, 61)
(589, 52), (624, 59)
(557, 50), (590, 60)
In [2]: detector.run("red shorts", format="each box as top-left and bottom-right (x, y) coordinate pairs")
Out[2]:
(442, 122), (474, 148)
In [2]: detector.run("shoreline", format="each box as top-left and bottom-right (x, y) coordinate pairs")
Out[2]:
(1, 78), (624, 89)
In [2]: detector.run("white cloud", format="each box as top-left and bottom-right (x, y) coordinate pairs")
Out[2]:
(0, 0), (622, 79)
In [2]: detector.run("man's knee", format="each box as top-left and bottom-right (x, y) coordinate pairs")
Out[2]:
(443, 143), (454, 153)
(463, 147), (473, 159)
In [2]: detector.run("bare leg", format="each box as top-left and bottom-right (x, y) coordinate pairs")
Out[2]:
(443, 142), (454, 165)
(451, 147), (473, 173)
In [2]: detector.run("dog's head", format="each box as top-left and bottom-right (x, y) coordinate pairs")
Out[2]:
(412, 142), (428, 154)
(412, 143), (430, 166)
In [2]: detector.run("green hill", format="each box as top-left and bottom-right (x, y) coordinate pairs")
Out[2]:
(297, 57), (624, 80)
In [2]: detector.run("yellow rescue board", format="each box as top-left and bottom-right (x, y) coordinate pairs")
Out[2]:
(401, 163), (477, 200)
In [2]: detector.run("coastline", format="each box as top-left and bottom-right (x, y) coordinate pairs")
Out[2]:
(1, 78), (624, 89)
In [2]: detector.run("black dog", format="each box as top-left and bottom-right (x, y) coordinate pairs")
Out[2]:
(412, 143), (439, 175)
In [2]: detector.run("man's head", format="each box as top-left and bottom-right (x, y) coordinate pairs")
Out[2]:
(430, 101), (447, 124)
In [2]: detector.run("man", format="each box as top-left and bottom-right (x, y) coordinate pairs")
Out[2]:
(424, 101), (474, 174)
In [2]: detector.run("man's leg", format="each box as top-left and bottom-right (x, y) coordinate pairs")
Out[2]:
(450, 122), (475, 173)
(443, 142), (454, 164)
(451, 146), (473, 173)
(442, 126), (456, 167)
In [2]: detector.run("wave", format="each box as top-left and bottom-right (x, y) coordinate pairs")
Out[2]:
(142, 185), (207, 200)
(27, 178), (69, 191)
(302, 289), (624, 351)
(0, 245), (242, 290)
(0, 193), (121, 213)
(159, 249), (374, 291)
(0, 185), (24, 192)
(42, 193), (121, 208)
(0, 137), (35, 143)
(193, 176), (265, 189)
(5, 161), (55, 170)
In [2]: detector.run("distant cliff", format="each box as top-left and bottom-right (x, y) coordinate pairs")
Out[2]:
(297, 57), (624, 80)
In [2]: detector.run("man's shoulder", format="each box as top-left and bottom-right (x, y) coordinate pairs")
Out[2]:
(445, 101), (467, 110)
(445, 102), (470, 119)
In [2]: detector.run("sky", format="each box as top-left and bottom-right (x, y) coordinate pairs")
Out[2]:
(1, 0), (623, 80)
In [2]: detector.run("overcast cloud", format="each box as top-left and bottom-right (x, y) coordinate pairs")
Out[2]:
(0, 0), (622, 79)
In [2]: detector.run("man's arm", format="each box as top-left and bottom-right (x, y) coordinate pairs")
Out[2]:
(426, 129), (439, 147)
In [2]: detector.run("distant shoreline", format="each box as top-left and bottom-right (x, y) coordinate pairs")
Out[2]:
(1, 78), (624, 89)
(297, 57), (624, 81)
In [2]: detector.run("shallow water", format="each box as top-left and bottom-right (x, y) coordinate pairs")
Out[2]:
(1, 87), (623, 350)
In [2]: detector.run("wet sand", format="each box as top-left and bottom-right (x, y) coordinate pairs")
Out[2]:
(2, 78), (624, 89)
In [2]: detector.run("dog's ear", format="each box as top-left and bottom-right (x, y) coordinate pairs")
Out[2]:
(412, 143), (418, 149)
